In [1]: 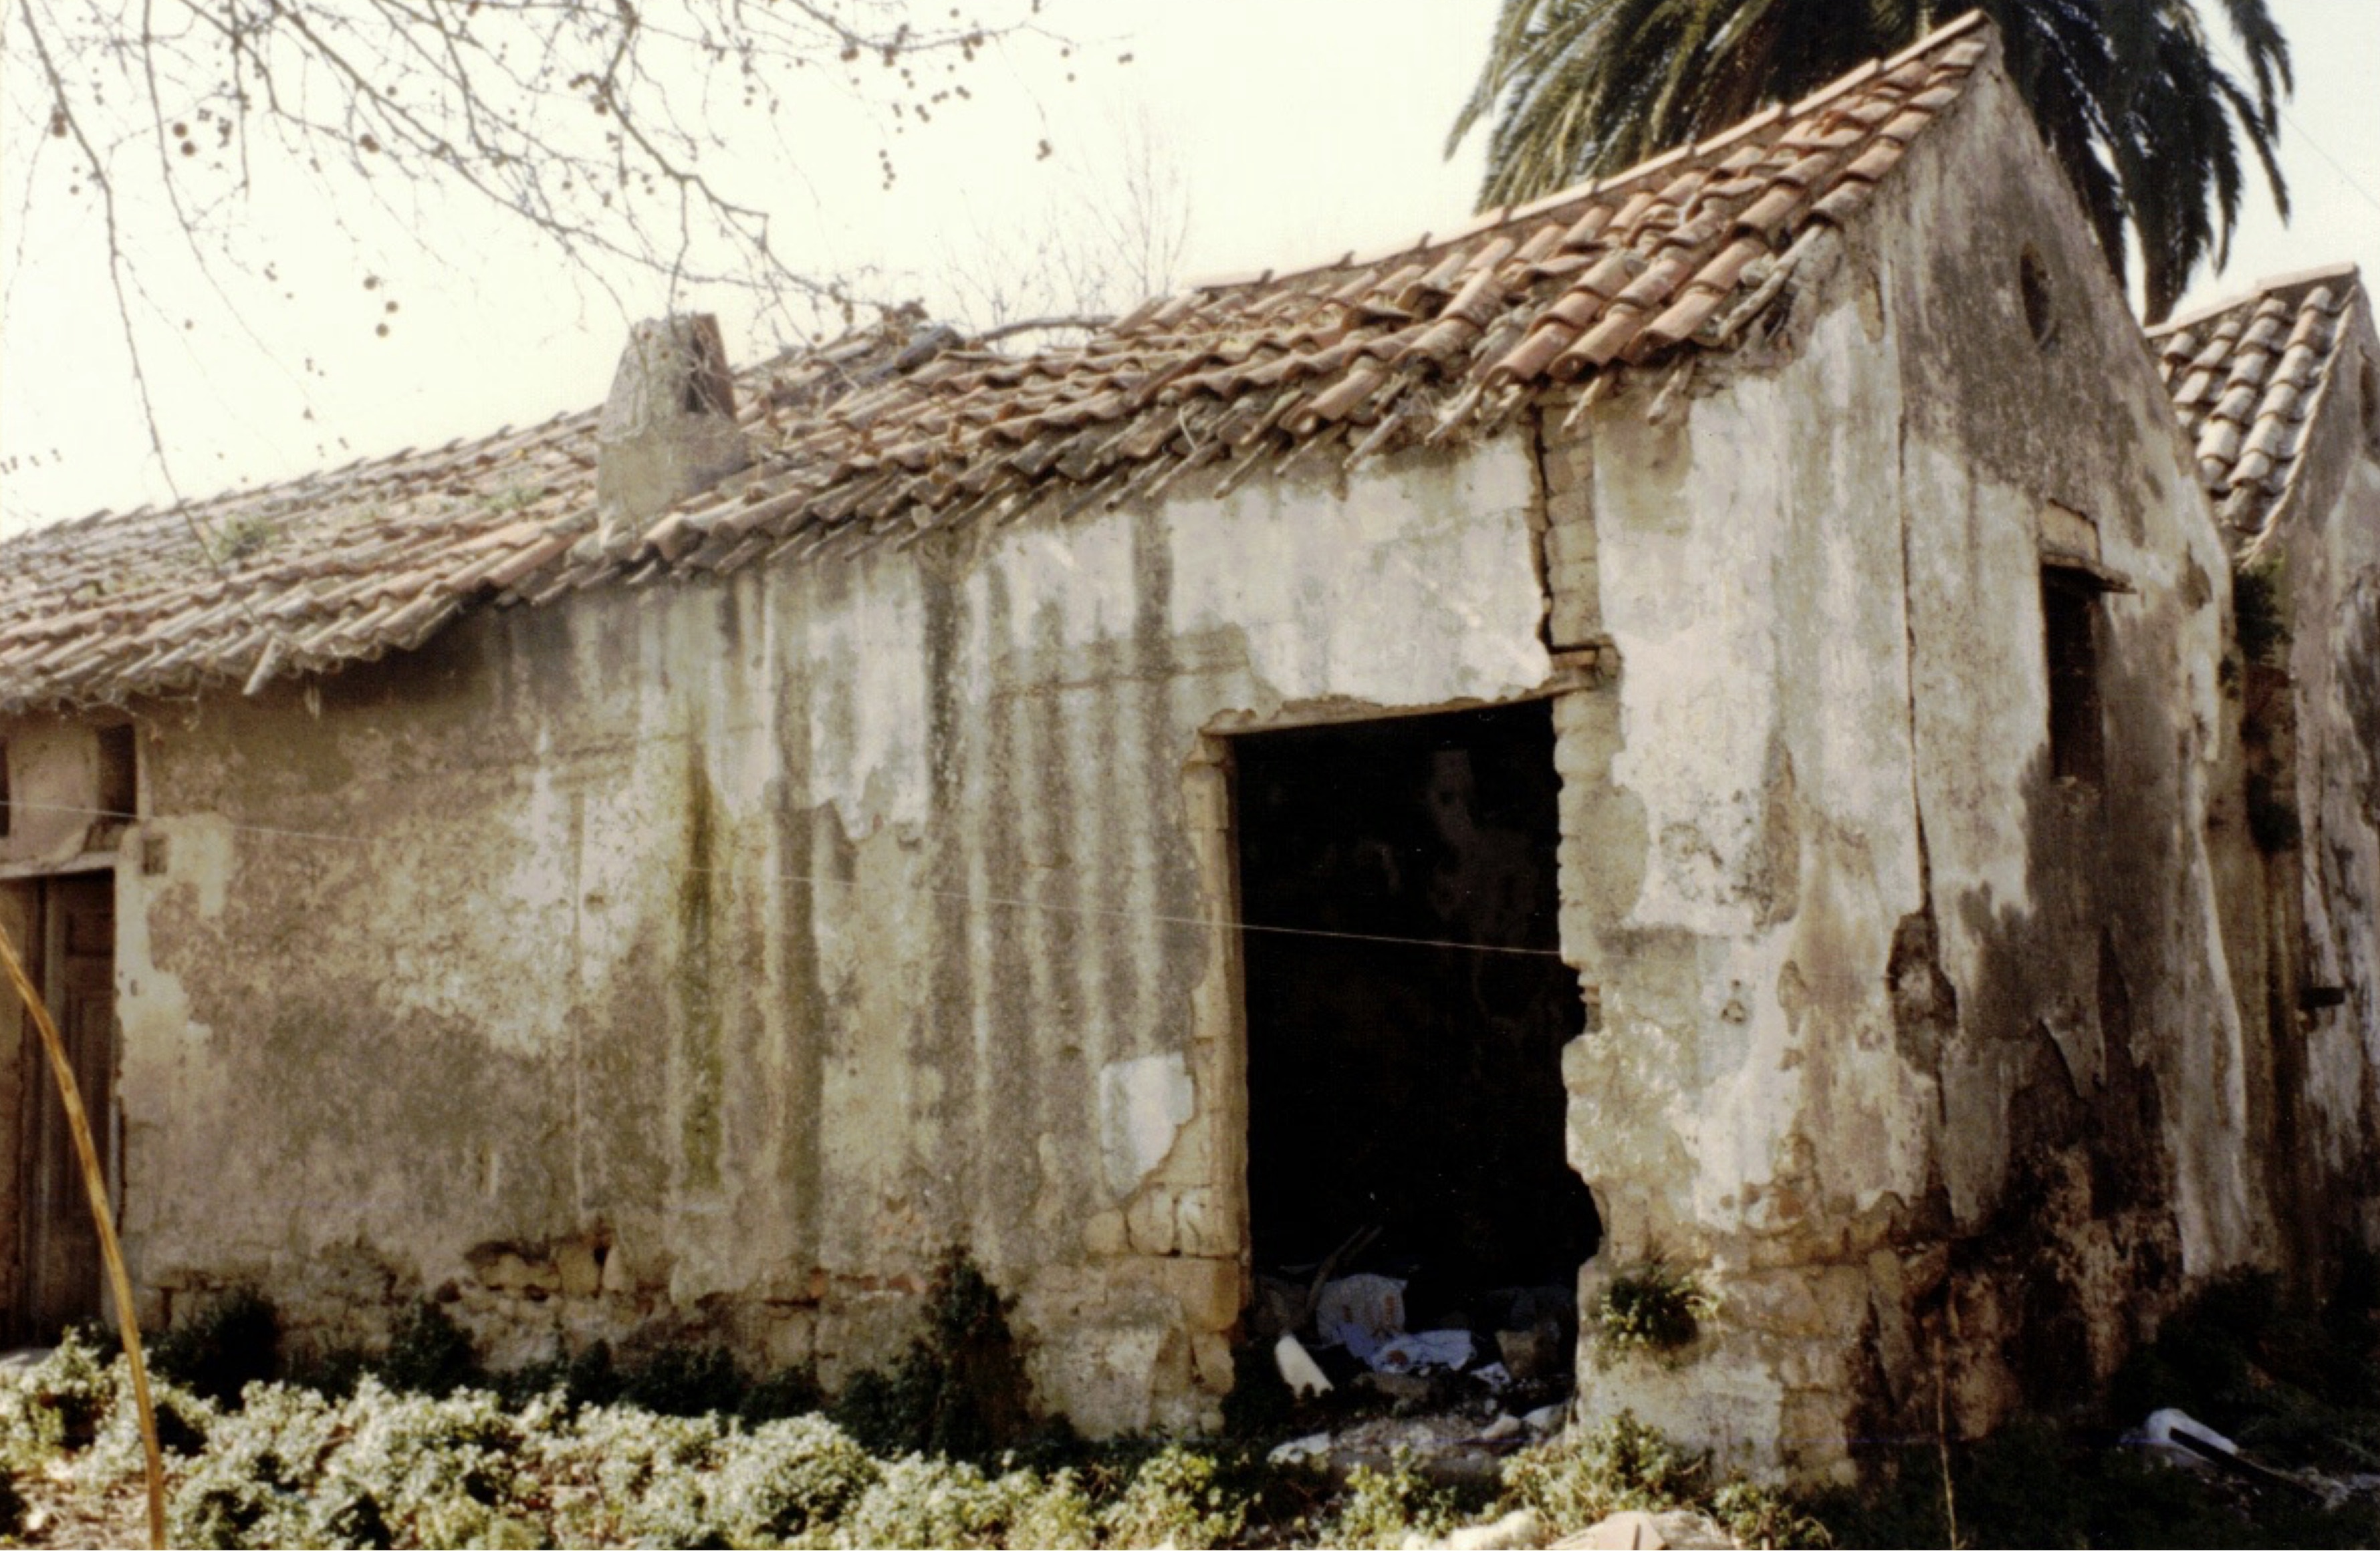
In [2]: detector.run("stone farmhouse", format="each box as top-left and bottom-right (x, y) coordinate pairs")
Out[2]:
(0, 13), (2372, 1478)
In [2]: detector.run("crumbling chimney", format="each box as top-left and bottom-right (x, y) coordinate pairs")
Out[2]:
(592, 314), (751, 554)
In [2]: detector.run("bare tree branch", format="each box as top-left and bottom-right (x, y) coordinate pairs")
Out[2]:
(3, 0), (1077, 528)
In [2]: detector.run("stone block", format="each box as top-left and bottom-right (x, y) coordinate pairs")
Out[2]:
(1540, 434), (1596, 500)
(1025, 1324), (1167, 1438)
(478, 1251), (533, 1293)
(1550, 593), (1602, 650)
(1129, 1254), (1241, 1332)
(1810, 1265), (1871, 1335)
(1084, 1209), (1129, 1258)
(1173, 1187), (1235, 1257)
(1775, 1390), (1858, 1484)
(1125, 1188), (1177, 1256)
(1725, 1270), (1825, 1338)
(557, 1239), (603, 1299)
(1189, 1329), (1234, 1393)
(759, 1307), (818, 1370)
(1544, 519), (1597, 572)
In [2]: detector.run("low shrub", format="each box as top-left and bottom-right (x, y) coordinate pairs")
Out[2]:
(618, 1342), (746, 1417)
(377, 1302), (483, 1399)
(148, 1290), (281, 1406)
(1099, 1445), (1247, 1550)
(285, 1344), (372, 1401)
(82, 1374), (215, 1483)
(829, 1249), (1033, 1461)
(738, 1361), (825, 1425)
(1501, 1411), (1711, 1533)
(1328, 1450), (1458, 1549)
(709, 1413), (879, 1542)
(162, 1385), (342, 1549)
(832, 1453), (1045, 1549)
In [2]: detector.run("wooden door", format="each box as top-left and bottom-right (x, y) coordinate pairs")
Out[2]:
(19, 875), (114, 1338)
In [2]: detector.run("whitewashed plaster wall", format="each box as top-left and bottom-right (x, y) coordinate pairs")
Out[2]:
(85, 440), (1552, 1437)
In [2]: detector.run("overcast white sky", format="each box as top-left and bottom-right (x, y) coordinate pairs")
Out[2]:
(1, 0), (2374, 532)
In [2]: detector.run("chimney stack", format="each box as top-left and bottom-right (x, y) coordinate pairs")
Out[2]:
(592, 314), (751, 553)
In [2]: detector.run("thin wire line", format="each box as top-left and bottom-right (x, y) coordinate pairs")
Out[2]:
(3, 799), (1576, 960)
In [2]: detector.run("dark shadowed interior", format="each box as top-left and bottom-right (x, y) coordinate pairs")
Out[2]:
(1233, 701), (1599, 1326)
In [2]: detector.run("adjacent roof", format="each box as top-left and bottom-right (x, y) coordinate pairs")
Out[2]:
(2151, 263), (2372, 542)
(0, 12), (1998, 713)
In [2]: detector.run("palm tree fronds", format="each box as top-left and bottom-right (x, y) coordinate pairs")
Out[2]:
(1448, 0), (2294, 320)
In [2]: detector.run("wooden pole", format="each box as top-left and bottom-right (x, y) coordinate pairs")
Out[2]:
(0, 919), (163, 1549)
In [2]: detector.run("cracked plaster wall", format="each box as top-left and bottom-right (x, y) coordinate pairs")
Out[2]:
(23, 441), (1550, 1437)
(2, 57), (2363, 1475)
(2254, 304), (2380, 1258)
(1544, 62), (2272, 1480)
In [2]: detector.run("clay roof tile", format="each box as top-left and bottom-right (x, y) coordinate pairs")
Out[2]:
(2147, 264), (2370, 543)
(0, 11), (2009, 711)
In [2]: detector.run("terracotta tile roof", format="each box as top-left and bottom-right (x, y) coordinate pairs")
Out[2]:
(2151, 263), (2370, 542)
(0, 12), (1996, 713)
(0, 326), (954, 712)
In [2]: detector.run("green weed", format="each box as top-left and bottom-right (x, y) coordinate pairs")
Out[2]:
(1590, 1262), (1717, 1359)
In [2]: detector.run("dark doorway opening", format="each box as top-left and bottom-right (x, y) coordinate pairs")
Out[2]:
(7, 874), (116, 1343)
(1234, 700), (1598, 1340)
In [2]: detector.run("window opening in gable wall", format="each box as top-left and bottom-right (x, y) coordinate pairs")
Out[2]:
(1231, 699), (1596, 1405)
(2020, 246), (2058, 349)
(95, 726), (136, 826)
(2043, 568), (2104, 784)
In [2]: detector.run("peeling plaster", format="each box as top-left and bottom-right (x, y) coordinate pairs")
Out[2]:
(1098, 1052), (1195, 1199)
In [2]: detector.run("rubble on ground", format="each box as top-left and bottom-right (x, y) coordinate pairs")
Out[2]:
(1257, 1260), (1578, 1486)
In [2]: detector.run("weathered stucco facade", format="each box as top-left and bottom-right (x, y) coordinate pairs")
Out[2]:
(4, 447), (1562, 1437)
(2153, 268), (2380, 1290)
(1, 16), (2375, 1480)
(1545, 60), (2275, 1474)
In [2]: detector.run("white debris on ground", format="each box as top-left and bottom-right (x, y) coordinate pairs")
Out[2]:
(1274, 1333), (1333, 1398)
(1267, 1431), (1334, 1467)
(2127, 1407), (2244, 1469)
(1376, 1329), (1477, 1373)
(1260, 1266), (1580, 1487)
(2123, 1405), (2364, 1504)
(1316, 1272), (1411, 1364)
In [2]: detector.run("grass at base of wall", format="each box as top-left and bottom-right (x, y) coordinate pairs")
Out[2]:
(5, 1330), (2378, 1548)
(3, 1256), (2367, 1548)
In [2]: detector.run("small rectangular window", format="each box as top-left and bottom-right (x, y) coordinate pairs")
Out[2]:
(96, 724), (137, 822)
(2043, 569), (2103, 785)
